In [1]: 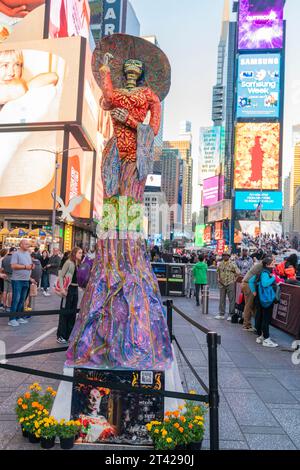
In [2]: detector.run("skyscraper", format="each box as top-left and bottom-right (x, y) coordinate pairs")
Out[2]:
(291, 125), (300, 232)
(161, 147), (180, 229)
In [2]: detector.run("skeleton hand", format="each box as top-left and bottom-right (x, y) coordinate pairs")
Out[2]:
(103, 53), (114, 66)
(111, 108), (129, 123)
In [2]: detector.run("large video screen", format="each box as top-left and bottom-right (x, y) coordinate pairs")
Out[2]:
(65, 134), (93, 219)
(238, 0), (284, 50)
(0, 37), (82, 127)
(234, 123), (280, 190)
(237, 53), (280, 118)
(49, 0), (90, 39)
(0, 130), (63, 210)
(235, 191), (283, 211)
(235, 220), (283, 240)
(0, 0), (45, 43)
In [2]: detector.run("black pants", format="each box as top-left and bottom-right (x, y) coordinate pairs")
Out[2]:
(57, 286), (78, 341)
(195, 284), (205, 305)
(256, 303), (274, 340)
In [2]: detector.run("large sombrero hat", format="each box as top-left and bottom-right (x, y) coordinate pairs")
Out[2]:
(92, 34), (171, 102)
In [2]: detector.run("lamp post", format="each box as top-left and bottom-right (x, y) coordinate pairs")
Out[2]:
(28, 147), (88, 251)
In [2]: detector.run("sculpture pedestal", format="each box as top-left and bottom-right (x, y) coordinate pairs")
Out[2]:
(52, 346), (184, 446)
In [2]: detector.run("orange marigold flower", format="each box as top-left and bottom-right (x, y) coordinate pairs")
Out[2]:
(164, 411), (171, 417)
(174, 423), (180, 429)
(164, 418), (170, 423)
(22, 404), (28, 410)
(173, 411), (179, 418)
(179, 427), (184, 433)
(17, 398), (23, 405)
(188, 424), (193, 429)
(180, 416), (186, 423)
(24, 392), (30, 399)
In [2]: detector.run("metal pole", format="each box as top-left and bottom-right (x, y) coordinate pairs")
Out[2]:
(207, 331), (220, 451)
(51, 151), (59, 251)
(166, 299), (173, 341)
(202, 285), (209, 315)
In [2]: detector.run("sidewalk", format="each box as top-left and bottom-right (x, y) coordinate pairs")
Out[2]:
(0, 290), (300, 450)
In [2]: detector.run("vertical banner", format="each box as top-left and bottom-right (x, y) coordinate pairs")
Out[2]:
(103, 0), (122, 36)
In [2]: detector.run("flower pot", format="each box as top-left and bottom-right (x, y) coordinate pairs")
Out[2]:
(187, 440), (203, 451)
(28, 432), (41, 444)
(40, 437), (56, 449)
(60, 436), (75, 450)
(20, 426), (29, 438)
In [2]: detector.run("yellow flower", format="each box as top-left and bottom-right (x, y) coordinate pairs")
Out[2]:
(43, 410), (49, 415)
(161, 430), (168, 437)
(51, 391), (57, 397)
(34, 422), (39, 429)
(60, 419), (65, 425)
(166, 438), (173, 443)
(180, 416), (186, 423)
(195, 416), (203, 420)
(46, 387), (53, 393)
(75, 420), (81, 426)
(193, 406), (200, 412)
(19, 418), (24, 423)
(189, 390), (196, 395)
(44, 423), (49, 428)
(178, 405), (184, 411)
(154, 429), (160, 434)
(146, 423), (152, 431)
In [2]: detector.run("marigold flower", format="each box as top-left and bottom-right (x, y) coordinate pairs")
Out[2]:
(19, 418), (24, 423)
(174, 423), (180, 429)
(17, 398), (23, 405)
(178, 405), (184, 411)
(166, 438), (173, 443)
(161, 430), (168, 437)
(165, 411), (171, 417)
(24, 392), (30, 399)
(164, 418), (170, 423)
(22, 404), (28, 410)
(195, 416), (203, 420)
(154, 429), (160, 434)
(180, 416), (186, 423)
(179, 427), (184, 433)
(188, 424), (193, 429)
(51, 391), (57, 397)
(173, 410), (179, 417)
(146, 423), (152, 431)
(46, 387), (53, 393)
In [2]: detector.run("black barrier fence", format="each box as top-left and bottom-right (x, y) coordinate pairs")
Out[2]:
(0, 302), (220, 451)
(163, 299), (220, 451)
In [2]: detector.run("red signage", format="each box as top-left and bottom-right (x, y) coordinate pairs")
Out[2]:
(217, 239), (225, 255)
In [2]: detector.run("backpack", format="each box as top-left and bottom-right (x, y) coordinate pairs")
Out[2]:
(257, 270), (276, 308)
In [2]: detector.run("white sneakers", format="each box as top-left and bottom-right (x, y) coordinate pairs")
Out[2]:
(256, 336), (278, 347)
(262, 338), (278, 348)
(18, 318), (28, 324)
(8, 319), (19, 327)
(226, 316), (232, 321)
(215, 315), (225, 320)
(43, 291), (51, 297)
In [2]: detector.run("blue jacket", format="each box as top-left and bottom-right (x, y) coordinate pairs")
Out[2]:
(249, 270), (275, 294)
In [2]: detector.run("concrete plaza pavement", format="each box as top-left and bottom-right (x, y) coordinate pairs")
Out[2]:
(0, 289), (300, 450)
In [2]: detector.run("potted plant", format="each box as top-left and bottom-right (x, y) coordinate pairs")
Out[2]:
(36, 416), (58, 449)
(57, 419), (81, 449)
(21, 413), (42, 443)
(146, 392), (207, 451)
(15, 383), (57, 439)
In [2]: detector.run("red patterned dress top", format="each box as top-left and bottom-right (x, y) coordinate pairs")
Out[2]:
(99, 65), (161, 162)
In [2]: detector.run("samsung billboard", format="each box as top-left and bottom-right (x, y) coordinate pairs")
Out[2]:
(235, 191), (283, 211)
(237, 53), (281, 119)
(238, 0), (284, 50)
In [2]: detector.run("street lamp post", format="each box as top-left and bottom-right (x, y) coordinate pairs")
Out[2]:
(28, 147), (88, 251)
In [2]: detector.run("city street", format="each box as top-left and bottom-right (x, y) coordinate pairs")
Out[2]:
(1, 290), (300, 450)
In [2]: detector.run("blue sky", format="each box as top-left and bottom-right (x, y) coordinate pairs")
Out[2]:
(130, 0), (299, 208)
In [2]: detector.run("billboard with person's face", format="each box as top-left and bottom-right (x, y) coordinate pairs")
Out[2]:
(0, 37), (82, 127)
(0, 129), (64, 210)
(234, 123), (280, 190)
(48, 0), (90, 39)
(237, 53), (281, 119)
(238, 0), (284, 50)
(0, 0), (45, 43)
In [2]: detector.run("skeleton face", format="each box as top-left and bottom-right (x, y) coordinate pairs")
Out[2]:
(124, 59), (143, 80)
(87, 388), (102, 414)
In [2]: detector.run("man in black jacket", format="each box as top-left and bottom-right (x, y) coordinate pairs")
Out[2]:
(47, 247), (61, 294)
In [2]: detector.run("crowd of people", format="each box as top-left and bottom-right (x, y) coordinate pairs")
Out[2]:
(189, 247), (299, 348)
(0, 242), (96, 345)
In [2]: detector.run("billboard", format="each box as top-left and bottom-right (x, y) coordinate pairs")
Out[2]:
(145, 174), (162, 189)
(235, 220), (283, 238)
(202, 175), (224, 207)
(237, 53), (280, 118)
(207, 200), (231, 223)
(48, 0), (90, 39)
(0, 130), (64, 210)
(103, 0), (122, 36)
(195, 224), (205, 247)
(0, 0), (45, 43)
(199, 127), (224, 183)
(234, 123), (280, 190)
(235, 191), (283, 211)
(238, 0), (284, 50)
(65, 135), (93, 219)
(0, 37), (82, 127)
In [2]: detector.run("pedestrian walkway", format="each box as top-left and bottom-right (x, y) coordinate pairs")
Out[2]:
(0, 291), (300, 450)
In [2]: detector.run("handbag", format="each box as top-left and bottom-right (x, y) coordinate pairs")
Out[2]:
(54, 274), (71, 297)
(77, 257), (94, 288)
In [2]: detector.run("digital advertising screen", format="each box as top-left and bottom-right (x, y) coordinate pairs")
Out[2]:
(0, 37), (82, 127)
(237, 53), (281, 118)
(65, 134), (94, 219)
(235, 191), (283, 211)
(234, 122), (280, 190)
(0, 129), (64, 210)
(145, 174), (162, 189)
(202, 175), (224, 207)
(238, 0), (284, 50)
(0, 0), (45, 43)
(48, 0), (90, 39)
(235, 220), (283, 238)
(199, 126), (224, 183)
(195, 224), (205, 247)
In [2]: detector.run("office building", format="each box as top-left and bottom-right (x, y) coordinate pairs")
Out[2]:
(161, 147), (180, 228)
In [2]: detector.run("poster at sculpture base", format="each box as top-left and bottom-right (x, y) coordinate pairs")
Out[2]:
(71, 368), (165, 446)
